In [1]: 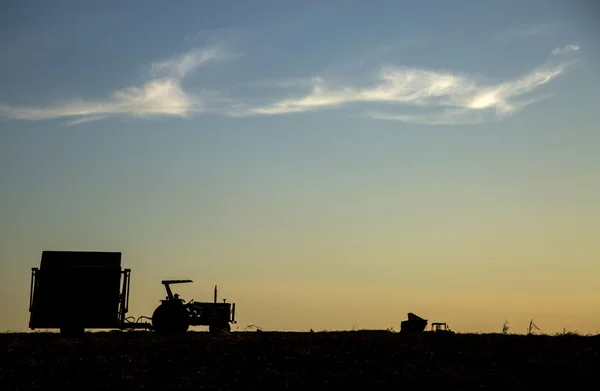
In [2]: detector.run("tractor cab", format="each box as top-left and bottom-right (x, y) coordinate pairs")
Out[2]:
(431, 322), (455, 333)
(161, 280), (192, 303)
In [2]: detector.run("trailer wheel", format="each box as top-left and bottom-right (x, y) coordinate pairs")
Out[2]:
(60, 325), (84, 337)
(151, 302), (189, 334)
(59, 312), (85, 337)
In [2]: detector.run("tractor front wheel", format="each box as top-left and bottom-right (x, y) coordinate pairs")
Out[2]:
(152, 302), (190, 334)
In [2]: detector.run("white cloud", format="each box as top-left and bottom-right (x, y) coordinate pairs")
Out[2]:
(234, 46), (575, 125)
(0, 38), (580, 127)
(150, 45), (232, 79)
(551, 44), (579, 56)
(368, 93), (554, 125)
(368, 109), (489, 126)
(65, 115), (107, 126)
(1, 79), (194, 121)
(236, 77), (325, 89)
(0, 45), (230, 124)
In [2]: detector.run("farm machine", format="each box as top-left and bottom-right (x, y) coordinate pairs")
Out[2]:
(153, 279), (235, 333)
(28, 251), (236, 336)
(400, 313), (455, 334)
(430, 322), (455, 334)
(400, 312), (429, 333)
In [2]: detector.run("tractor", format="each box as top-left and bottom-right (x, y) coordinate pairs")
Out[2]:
(28, 250), (236, 336)
(430, 322), (455, 334)
(151, 280), (236, 334)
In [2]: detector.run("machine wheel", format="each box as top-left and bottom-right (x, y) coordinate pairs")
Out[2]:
(209, 322), (231, 333)
(152, 302), (190, 334)
(59, 311), (85, 337)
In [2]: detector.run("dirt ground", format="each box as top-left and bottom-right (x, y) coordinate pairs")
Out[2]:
(1, 330), (599, 390)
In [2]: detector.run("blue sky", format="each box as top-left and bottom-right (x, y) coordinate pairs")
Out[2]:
(0, 1), (595, 123)
(1, 1), (599, 333)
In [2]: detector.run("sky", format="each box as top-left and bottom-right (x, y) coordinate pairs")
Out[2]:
(1, 0), (599, 334)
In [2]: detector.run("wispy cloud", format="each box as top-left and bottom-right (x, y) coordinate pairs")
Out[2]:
(233, 45), (578, 125)
(65, 115), (107, 126)
(0, 79), (195, 121)
(551, 44), (579, 56)
(235, 77), (325, 90)
(367, 109), (489, 126)
(150, 47), (227, 79)
(0, 44), (233, 124)
(0, 35), (581, 127)
(367, 93), (555, 125)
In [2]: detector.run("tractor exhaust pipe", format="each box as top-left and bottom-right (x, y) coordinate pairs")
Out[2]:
(214, 285), (217, 303)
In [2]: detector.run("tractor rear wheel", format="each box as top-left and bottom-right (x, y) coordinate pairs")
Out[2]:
(151, 302), (190, 334)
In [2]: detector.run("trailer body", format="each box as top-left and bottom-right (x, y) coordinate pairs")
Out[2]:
(400, 312), (428, 333)
(29, 251), (134, 334)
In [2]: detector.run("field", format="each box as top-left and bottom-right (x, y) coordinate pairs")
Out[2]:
(2, 330), (599, 390)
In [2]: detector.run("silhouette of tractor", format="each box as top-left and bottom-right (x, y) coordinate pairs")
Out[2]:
(400, 313), (456, 334)
(430, 322), (455, 334)
(28, 251), (236, 336)
(152, 280), (236, 334)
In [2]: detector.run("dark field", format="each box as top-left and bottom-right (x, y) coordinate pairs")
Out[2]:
(2, 330), (599, 390)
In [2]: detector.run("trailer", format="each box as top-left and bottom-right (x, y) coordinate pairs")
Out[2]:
(400, 312), (428, 333)
(29, 250), (236, 336)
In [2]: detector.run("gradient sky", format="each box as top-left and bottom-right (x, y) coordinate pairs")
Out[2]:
(1, 0), (599, 334)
